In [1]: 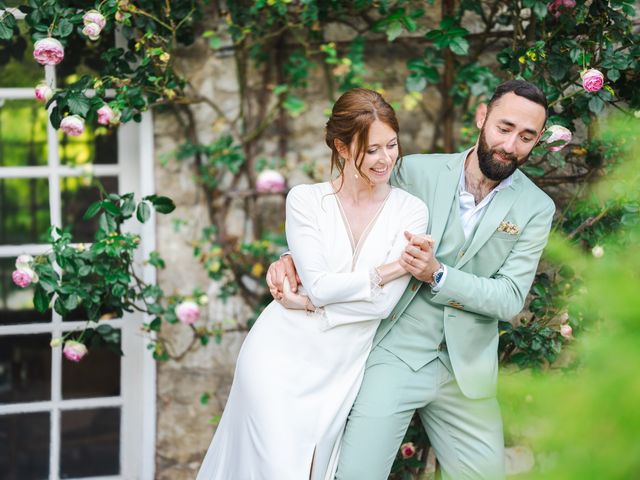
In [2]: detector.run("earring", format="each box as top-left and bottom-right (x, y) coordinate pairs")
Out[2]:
(354, 173), (359, 179)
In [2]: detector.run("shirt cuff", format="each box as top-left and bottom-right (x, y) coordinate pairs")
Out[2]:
(430, 264), (448, 293)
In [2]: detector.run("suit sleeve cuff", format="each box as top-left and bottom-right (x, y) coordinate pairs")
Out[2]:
(430, 264), (448, 293)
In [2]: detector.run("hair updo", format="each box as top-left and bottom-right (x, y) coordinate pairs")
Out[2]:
(325, 88), (402, 186)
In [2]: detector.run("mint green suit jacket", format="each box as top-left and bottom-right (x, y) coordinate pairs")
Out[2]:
(373, 150), (556, 399)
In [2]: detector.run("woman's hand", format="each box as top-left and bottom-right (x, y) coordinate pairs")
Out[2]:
(279, 277), (312, 310)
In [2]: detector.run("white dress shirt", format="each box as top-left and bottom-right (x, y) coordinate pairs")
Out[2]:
(432, 167), (514, 291)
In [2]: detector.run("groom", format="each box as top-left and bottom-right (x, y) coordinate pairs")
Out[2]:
(268, 80), (555, 479)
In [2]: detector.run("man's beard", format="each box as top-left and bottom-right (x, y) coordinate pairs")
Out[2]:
(477, 128), (527, 181)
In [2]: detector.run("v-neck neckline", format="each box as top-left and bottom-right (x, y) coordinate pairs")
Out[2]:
(328, 182), (393, 270)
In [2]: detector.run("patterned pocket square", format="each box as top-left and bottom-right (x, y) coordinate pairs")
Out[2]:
(497, 221), (520, 235)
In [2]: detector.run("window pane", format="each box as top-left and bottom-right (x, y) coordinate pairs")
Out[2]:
(0, 334), (51, 404)
(60, 407), (120, 478)
(61, 176), (118, 243)
(0, 177), (50, 245)
(62, 338), (121, 399)
(0, 257), (51, 325)
(0, 21), (43, 88)
(59, 123), (118, 165)
(0, 412), (50, 480)
(0, 99), (49, 167)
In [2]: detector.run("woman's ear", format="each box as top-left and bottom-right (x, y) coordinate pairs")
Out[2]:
(334, 138), (350, 160)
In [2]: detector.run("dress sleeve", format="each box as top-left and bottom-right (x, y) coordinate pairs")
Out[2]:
(319, 196), (428, 330)
(286, 185), (377, 307)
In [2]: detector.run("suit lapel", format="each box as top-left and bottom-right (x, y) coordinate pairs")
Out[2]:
(430, 152), (467, 248)
(455, 172), (523, 269)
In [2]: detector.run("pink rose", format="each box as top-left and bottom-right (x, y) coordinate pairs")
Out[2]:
(176, 301), (200, 325)
(60, 115), (85, 137)
(33, 37), (65, 66)
(63, 340), (88, 362)
(582, 69), (604, 93)
(82, 23), (102, 41)
(400, 442), (416, 459)
(97, 104), (115, 125)
(548, 0), (576, 17)
(12, 269), (33, 288)
(15, 254), (34, 270)
(256, 169), (286, 193)
(560, 324), (573, 339)
(35, 82), (53, 103)
(545, 125), (572, 152)
(83, 10), (106, 29)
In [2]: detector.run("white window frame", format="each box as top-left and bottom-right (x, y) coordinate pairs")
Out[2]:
(0, 10), (156, 479)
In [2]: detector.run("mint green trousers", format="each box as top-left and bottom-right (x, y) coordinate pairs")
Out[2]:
(335, 346), (505, 480)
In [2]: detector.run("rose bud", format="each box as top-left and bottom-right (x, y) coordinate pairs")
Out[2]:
(400, 442), (416, 459)
(83, 10), (106, 29)
(12, 269), (33, 288)
(33, 37), (65, 66)
(175, 301), (200, 325)
(581, 69), (604, 93)
(60, 115), (85, 137)
(545, 125), (572, 152)
(560, 324), (573, 339)
(63, 340), (88, 362)
(35, 82), (53, 103)
(82, 23), (102, 41)
(256, 169), (286, 193)
(97, 104), (115, 125)
(15, 254), (34, 270)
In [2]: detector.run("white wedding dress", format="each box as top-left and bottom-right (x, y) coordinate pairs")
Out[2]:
(196, 182), (427, 480)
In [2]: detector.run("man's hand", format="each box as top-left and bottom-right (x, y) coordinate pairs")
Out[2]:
(399, 232), (440, 283)
(266, 254), (301, 300)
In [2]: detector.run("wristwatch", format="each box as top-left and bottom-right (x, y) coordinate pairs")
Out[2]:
(428, 263), (445, 289)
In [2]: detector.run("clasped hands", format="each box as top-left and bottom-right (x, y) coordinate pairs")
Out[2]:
(398, 231), (440, 283)
(266, 231), (441, 306)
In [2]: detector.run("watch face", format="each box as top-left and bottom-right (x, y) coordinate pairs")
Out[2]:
(434, 270), (444, 283)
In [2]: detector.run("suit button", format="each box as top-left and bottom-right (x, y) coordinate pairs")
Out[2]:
(391, 314), (397, 320)
(459, 250), (465, 257)
(438, 343), (446, 351)
(411, 283), (418, 292)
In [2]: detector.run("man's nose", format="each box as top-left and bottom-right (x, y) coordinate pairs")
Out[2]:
(502, 134), (518, 153)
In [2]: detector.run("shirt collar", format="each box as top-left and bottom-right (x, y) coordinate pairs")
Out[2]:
(458, 164), (514, 195)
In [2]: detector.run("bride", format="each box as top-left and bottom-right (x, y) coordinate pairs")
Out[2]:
(196, 88), (428, 480)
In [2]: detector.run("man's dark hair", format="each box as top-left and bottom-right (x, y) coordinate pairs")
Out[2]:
(488, 80), (548, 122)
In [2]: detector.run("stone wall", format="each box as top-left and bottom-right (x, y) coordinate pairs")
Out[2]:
(152, 31), (446, 480)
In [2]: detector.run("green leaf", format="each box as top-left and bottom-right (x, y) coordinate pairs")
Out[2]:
(386, 21), (403, 42)
(607, 69), (620, 82)
(149, 317), (162, 332)
(151, 196), (176, 214)
(57, 18), (73, 37)
(136, 201), (151, 223)
(282, 95), (306, 117)
(83, 201), (102, 220)
(588, 95), (605, 114)
(50, 106), (62, 129)
(449, 36), (469, 56)
(121, 197), (136, 217)
(405, 73), (427, 92)
(532, 1), (548, 19)
(34, 286), (50, 313)
(0, 13), (17, 40)
(67, 93), (91, 117)
(101, 200), (121, 216)
(63, 294), (79, 311)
